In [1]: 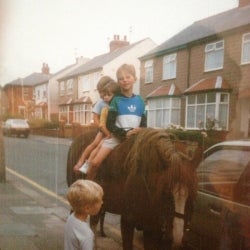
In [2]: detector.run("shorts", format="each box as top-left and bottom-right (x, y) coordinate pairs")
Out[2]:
(102, 136), (121, 149)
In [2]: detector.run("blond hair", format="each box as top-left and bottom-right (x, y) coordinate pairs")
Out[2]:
(116, 64), (137, 80)
(67, 180), (103, 213)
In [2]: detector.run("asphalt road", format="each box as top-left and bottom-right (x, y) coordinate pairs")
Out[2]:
(4, 134), (71, 197)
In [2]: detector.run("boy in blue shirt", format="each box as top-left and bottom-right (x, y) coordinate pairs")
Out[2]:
(86, 64), (146, 180)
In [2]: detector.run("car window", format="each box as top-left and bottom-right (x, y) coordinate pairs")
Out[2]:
(197, 148), (250, 203)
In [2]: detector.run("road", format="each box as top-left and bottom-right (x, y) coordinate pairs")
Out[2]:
(3, 134), (144, 249)
(4, 134), (71, 197)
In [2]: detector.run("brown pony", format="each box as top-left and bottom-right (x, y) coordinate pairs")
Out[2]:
(67, 127), (203, 250)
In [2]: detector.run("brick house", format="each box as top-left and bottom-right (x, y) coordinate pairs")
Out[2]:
(34, 57), (89, 121)
(139, 0), (250, 138)
(58, 35), (156, 125)
(3, 64), (52, 119)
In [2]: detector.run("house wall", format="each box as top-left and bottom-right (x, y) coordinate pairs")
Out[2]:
(105, 38), (157, 95)
(78, 71), (101, 104)
(140, 26), (250, 135)
(4, 85), (33, 117)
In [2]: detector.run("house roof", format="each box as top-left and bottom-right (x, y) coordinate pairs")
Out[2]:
(141, 5), (250, 59)
(62, 38), (151, 79)
(4, 73), (52, 88)
(147, 83), (182, 98)
(184, 76), (231, 94)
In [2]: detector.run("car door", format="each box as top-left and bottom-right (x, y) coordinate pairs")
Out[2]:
(186, 146), (250, 250)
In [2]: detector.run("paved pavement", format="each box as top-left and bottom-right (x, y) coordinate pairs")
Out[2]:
(0, 135), (143, 250)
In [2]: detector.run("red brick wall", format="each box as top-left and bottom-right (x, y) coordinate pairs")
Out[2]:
(140, 27), (250, 131)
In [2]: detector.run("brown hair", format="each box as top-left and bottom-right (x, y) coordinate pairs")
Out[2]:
(102, 81), (120, 96)
(67, 179), (103, 213)
(97, 76), (115, 92)
(116, 64), (137, 81)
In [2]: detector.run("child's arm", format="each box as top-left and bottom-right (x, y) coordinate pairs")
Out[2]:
(92, 112), (100, 126)
(99, 107), (111, 137)
(106, 110), (127, 138)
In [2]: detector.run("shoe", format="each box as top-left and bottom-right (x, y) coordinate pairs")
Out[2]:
(79, 162), (89, 174)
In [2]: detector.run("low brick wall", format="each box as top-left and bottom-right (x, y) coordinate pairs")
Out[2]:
(31, 124), (98, 139)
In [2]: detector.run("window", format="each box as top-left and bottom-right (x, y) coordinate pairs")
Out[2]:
(242, 33), (250, 64)
(59, 81), (65, 96)
(147, 97), (181, 128)
(43, 90), (46, 98)
(81, 75), (91, 92)
(37, 90), (40, 100)
(73, 104), (92, 124)
(163, 54), (176, 80)
(186, 92), (229, 130)
(66, 79), (73, 94)
(144, 60), (153, 83)
(23, 87), (29, 99)
(205, 40), (224, 71)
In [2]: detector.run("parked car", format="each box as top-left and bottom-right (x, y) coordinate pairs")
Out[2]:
(184, 140), (250, 250)
(3, 119), (30, 138)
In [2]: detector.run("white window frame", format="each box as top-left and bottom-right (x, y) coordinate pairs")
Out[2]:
(144, 60), (153, 83)
(66, 79), (73, 94)
(37, 90), (40, 100)
(59, 81), (65, 96)
(185, 92), (229, 130)
(241, 33), (250, 64)
(73, 104), (92, 124)
(81, 75), (91, 92)
(147, 97), (181, 128)
(204, 40), (224, 72)
(163, 53), (177, 80)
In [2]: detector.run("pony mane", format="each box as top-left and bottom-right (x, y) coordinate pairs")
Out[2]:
(124, 128), (199, 194)
(124, 128), (179, 175)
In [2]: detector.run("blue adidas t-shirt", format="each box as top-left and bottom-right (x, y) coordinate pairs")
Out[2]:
(108, 94), (145, 130)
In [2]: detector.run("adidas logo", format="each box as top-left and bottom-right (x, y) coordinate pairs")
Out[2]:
(127, 105), (136, 112)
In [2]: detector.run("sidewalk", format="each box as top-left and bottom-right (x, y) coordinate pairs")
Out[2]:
(0, 171), (126, 250)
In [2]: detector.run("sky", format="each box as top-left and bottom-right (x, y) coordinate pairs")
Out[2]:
(0, 0), (238, 86)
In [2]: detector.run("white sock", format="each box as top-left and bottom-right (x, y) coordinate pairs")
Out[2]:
(79, 162), (89, 174)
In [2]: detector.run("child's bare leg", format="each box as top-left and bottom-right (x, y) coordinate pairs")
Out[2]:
(87, 147), (112, 180)
(73, 132), (103, 172)
(87, 141), (103, 163)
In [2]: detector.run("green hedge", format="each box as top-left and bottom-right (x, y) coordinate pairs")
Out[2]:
(165, 128), (227, 150)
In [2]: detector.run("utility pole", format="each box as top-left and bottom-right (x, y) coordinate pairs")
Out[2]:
(0, 120), (6, 183)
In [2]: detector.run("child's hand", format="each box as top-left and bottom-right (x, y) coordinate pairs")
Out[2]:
(73, 163), (81, 173)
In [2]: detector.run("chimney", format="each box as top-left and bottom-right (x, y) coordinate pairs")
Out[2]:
(109, 34), (130, 52)
(239, 0), (250, 7)
(41, 63), (50, 74)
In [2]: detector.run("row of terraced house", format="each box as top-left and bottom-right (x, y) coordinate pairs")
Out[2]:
(1, 0), (250, 138)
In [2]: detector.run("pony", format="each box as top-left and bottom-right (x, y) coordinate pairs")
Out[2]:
(67, 127), (203, 249)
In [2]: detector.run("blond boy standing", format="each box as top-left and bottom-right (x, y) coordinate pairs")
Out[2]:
(64, 180), (103, 250)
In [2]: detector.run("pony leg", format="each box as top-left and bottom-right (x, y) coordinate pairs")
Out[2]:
(172, 184), (188, 248)
(90, 214), (100, 235)
(99, 209), (106, 237)
(143, 230), (163, 250)
(121, 216), (134, 250)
